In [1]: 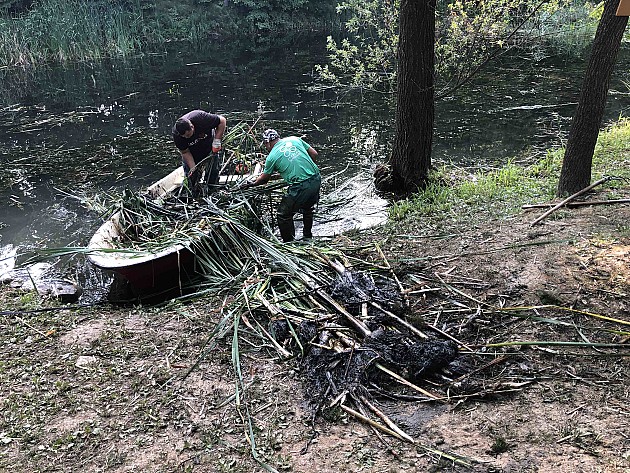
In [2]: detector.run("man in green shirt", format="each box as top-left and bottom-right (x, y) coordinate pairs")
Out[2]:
(247, 129), (321, 242)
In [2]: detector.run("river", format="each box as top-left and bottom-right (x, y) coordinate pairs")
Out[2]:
(0, 35), (629, 298)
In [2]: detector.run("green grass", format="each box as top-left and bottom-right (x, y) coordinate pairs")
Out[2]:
(390, 118), (630, 224)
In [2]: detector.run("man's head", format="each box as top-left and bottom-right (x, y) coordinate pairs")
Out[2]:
(175, 118), (195, 139)
(262, 129), (280, 149)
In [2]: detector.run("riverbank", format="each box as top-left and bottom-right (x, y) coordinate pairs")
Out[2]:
(1, 121), (629, 471)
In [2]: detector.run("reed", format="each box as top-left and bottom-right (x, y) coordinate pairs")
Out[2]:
(0, 0), (143, 66)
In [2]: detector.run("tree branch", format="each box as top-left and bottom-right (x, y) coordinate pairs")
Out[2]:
(530, 176), (611, 226)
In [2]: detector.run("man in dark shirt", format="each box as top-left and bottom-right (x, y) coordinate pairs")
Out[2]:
(172, 110), (227, 187)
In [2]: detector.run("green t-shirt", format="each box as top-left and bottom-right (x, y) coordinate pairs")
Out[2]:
(263, 137), (319, 184)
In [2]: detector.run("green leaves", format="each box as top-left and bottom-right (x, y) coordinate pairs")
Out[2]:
(317, 0), (398, 92)
(317, 0), (596, 94)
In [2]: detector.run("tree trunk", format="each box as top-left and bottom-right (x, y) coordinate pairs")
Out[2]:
(375, 0), (435, 194)
(557, 0), (628, 196)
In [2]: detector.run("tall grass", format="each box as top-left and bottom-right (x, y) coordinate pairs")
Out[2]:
(0, 0), (337, 67)
(0, 0), (144, 66)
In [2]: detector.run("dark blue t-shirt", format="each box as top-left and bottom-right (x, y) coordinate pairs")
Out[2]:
(172, 110), (221, 163)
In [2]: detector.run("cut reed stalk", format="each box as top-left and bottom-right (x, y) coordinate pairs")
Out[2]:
(375, 363), (442, 400)
(359, 395), (415, 443)
(339, 404), (406, 441)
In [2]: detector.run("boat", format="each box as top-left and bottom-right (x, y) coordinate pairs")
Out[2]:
(87, 164), (259, 299)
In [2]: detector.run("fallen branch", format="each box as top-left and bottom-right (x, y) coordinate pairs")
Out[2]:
(375, 363), (442, 400)
(530, 177), (611, 226)
(523, 198), (630, 209)
(359, 395), (415, 443)
(341, 402), (473, 466)
(497, 304), (630, 327)
(484, 340), (630, 349)
(296, 270), (372, 338)
(369, 301), (428, 340)
(446, 355), (510, 385)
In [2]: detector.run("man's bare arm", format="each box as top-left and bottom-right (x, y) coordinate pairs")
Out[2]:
(215, 115), (227, 140)
(251, 172), (272, 186)
(180, 149), (196, 175)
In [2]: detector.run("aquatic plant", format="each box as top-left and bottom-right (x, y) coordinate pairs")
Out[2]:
(0, 0), (339, 67)
(0, 0), (144, 66)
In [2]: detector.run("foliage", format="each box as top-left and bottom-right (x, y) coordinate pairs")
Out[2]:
(389, 118), (630, 223)
(316, 0), (398, 91)
(226, 0), (337, 32)
(530, 1), (598, 56)
(317, 0), (598, 94)
(0, 0), (32, 13)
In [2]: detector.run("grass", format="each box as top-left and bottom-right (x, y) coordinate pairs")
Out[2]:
(389, 160), (557, 223)
(489, 435), (510, 454)
(390, 118), (630, 224)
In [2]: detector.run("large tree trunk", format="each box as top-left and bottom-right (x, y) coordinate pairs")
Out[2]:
(557, 0), (628, 196)
(375, 0), (435, 194)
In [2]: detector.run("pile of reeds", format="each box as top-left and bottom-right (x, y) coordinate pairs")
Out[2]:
(67, 122), (493, 468)
(172, 206), (630, 470)
(86, 153), (474, 465)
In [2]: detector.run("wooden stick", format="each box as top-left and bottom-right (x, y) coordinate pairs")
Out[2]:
(369, 301), (428, 339)
(339, 404), (406, 441)
(345, 399), (473, 465)
(359, 395), (415, 442)
(350, 397), (399, 451)
(530, 177), (611, 226)
(523, 198), (630, 209)
(446, 355), (509, 385)
(375, 363), (441, 400)
(250, 296), (292, 358)
(422, 320), (476, 353)
(297, 272), (372, 337)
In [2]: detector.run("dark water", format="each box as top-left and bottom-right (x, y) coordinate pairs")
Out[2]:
(0, 35), (629, 296)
